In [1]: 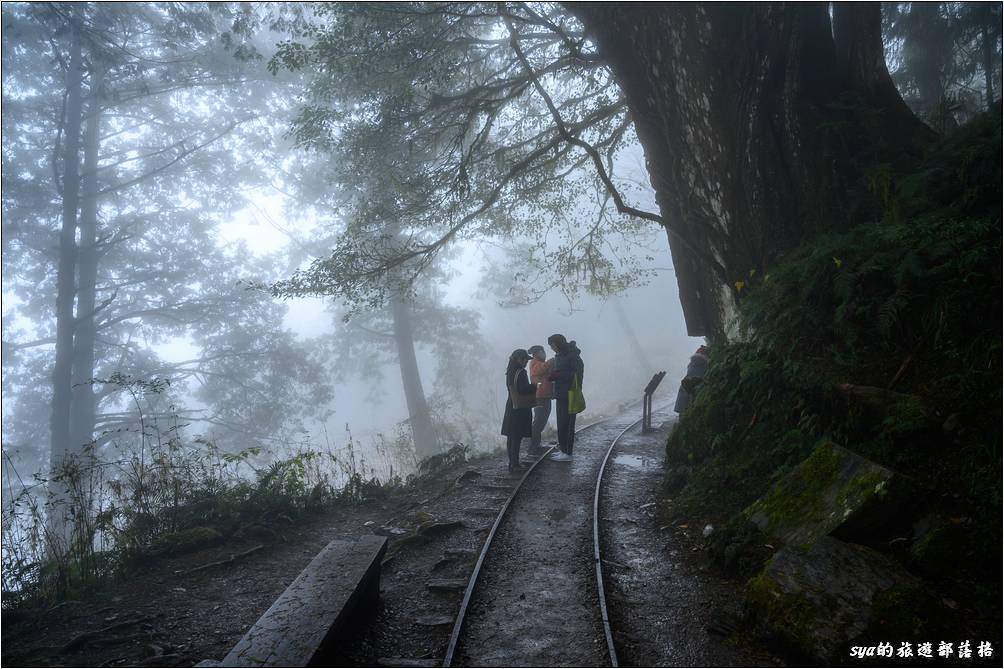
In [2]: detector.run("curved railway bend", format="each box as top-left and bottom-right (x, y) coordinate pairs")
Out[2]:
(334, 399), (776, 667)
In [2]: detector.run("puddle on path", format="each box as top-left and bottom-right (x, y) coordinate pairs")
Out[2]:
(612, 453), (662, 471)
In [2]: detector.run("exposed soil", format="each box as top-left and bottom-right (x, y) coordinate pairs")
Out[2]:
(3, 400), (779, 668)
(329, 460), (528, 667)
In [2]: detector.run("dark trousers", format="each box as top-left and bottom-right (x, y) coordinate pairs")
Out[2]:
(555, 400), (577, 455)
(530, 399), (552, 449)
(506, 435), (522, 469)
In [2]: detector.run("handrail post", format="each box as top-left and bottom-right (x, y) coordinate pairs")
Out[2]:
(641, 371), (666, 433)
(642, 391), (650, 432)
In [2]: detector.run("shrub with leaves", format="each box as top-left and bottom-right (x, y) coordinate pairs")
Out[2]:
(667, 108), (1001, 582)
(2, 379), (473, 610)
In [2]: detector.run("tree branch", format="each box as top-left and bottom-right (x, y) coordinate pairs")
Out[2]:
(500, 6), (729, 284)
(95, 122), (239, 197)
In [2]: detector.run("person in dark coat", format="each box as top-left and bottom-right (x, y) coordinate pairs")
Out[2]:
(547, 334), (584, 461)
(674, 345), (709, 413)
(501, 349), (535, 472)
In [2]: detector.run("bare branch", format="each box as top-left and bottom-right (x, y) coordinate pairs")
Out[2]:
(96, 121), (239, 196)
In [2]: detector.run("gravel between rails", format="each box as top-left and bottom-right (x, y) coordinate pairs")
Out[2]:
(452, 413), (643, 667)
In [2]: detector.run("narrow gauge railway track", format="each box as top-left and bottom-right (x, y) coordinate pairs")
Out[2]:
(444, 402), (672, 667)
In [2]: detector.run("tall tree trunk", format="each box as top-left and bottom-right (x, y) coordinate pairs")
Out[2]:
(70, 63), (104, 454)
(389, 295), (439, 459)
(899, 1), (946, 119)
(610, 298), (652, 381)
(50, 18), (84, 471)
(48, 15), (85, 550)
(572, 3), (933, 339)
(981, 6), (995, 110)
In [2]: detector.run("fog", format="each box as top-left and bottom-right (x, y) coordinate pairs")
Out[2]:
(166, 172), (701, 477)
(3, 3), (714, 583)
(3, 0), (1000, 625)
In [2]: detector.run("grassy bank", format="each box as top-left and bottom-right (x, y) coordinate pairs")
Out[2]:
(2, 423), (470, 612)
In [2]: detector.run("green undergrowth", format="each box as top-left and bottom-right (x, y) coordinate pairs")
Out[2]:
(667, 110), (1001, 589)
(1, 434), (471, 612)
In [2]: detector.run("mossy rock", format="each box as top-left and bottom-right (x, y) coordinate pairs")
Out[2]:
(148, 526), (223, 557)
(743, 536), (920, 664)
(908, 514), (964, 577)
(708, 518), (775, 577)
(870, 579), (940, 640)
(744, 441), (908, 549)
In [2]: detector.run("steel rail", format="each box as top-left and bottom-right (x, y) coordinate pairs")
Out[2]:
(441, 416), (612, 667)
(592, 415), (645, 668)
(593, 399), (673, 667)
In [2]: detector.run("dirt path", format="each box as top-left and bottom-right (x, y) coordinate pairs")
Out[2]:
(1, 454), (509, 669)
(600, 409), (781, 667)
(3, 401), (780, 668)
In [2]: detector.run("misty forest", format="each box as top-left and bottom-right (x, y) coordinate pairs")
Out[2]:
(1, 2), (1001, 668)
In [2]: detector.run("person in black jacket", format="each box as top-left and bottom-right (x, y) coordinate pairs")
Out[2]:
(674, 345), (709, 413)
(547, 334), (584, 461)
(501, 349), (535, 472)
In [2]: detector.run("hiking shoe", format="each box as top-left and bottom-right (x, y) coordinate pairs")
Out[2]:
(549, 452), (572, 462)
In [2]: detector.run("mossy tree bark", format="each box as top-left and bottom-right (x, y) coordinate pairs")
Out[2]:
(570, 2), (933, 339)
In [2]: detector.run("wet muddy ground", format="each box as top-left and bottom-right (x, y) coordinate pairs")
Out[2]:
(3, 398), (780, 667)
(453, 402), (780, 668)
(1, 453), (511, 668)
(600, 411), (781, 667)
(451, 416), (633, 667)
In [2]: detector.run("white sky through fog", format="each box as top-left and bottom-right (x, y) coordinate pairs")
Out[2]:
(153, 144), (703, 466)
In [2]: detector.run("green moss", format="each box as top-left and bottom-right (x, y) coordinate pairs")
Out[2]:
(743, 442), (893, 547)
(744, 571), (832, 659)
(745, 442), (841, 525)
(882, 395), (929, 434)
(871, 580), (933, 639)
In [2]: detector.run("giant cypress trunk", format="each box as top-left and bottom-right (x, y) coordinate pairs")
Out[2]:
(389, 295), (439, 459)
(571, 3), (932, 339)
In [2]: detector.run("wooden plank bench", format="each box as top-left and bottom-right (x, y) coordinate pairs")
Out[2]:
(220, 535), (388, 667)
